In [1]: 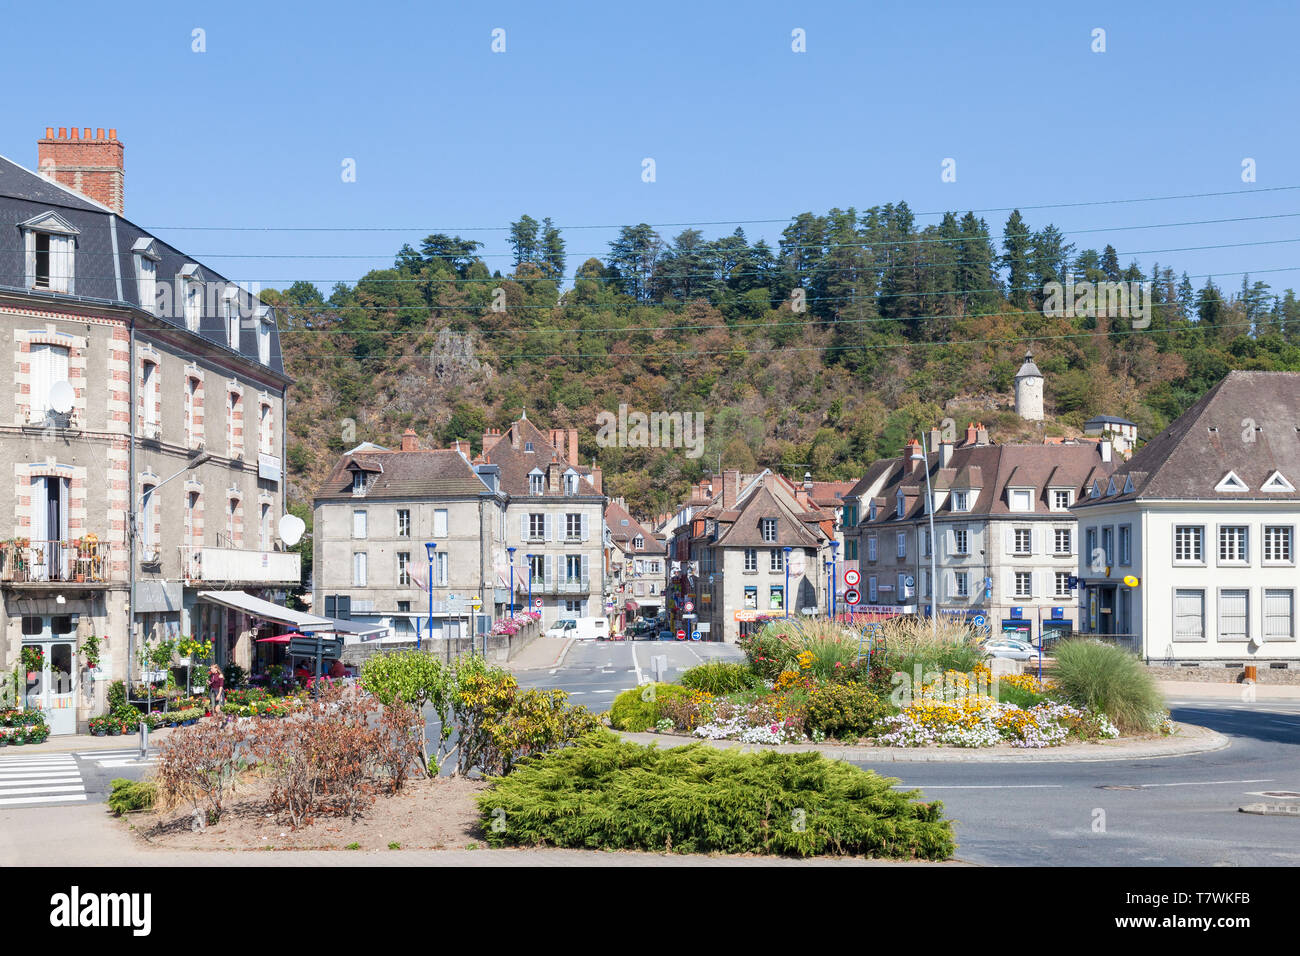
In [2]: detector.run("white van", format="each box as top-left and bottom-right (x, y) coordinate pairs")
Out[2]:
(545, 616), (609, 641)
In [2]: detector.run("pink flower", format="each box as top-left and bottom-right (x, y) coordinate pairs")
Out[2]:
(770, 724), (780, 733)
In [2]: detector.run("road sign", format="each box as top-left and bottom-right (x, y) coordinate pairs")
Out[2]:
(684, 601), (694, 613)
(675, 629), (686, 641)
(903, 575), (915, 589)
(972, 614), (987, 628)
(1067, 575), (1080, 590)
(690, 630), (701, 641)
(844, 568), (861, 588)
(533, 598), (542, 609)
(288, 635), (344, 660)
(844, 588), (861, 605)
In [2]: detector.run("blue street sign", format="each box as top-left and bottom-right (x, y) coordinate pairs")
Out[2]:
(971, 614), (986, 628)
(1067, 575), (1080, 589)
(690, 630), (702, 641)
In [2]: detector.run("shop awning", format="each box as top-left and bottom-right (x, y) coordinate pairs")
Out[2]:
(197, 591), (332, 630)
(624, 600), (639, 611)
(320, 617), (388, 638)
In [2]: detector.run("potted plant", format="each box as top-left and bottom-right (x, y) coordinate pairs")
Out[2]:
(27, 725), (48, 744)
(89, 716), (110, 737)
(20, 645), (43, 679)
(10, 728), (26, 746)
(0, 730), (8, 747)
(82, 634), (101, 670)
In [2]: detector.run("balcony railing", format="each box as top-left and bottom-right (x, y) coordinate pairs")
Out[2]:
(179, 545), (301, 584)
(525, 578), (593, 595)
(0, 537), (121, 583)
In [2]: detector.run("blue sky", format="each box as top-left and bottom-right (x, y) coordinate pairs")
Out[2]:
(5, 0), (1299, 296)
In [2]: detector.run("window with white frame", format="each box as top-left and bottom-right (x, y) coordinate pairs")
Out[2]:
(1118, 525), (1131, 565)
(27, 343), (70, 422)
(397, 552), (411, 586)
(761, 518), (777, 542)
(867, 536), (877, 561)
(351, 472), (366, 495)
(1014, 571), (1032, 597)
(1264, 589), (1295, 641)
(1085, 527), (1098, 564)
(256, 309), (272, 365)
(352, 509), (367, 538)
(1055, 571), (1071, 597)
(1054, 527), (1072, 555)
(1101, 527), (1114, 565)
(396, 509), (410, 538)
(951, 491), (969, 512)
(896, 492), (905, 518)
(633, 535), (644, 550)
(565, 554), (582, 583)
(563, 472), (579, 495)
(953, 527), (969, 555)
(528, 554), (544, 580)
(528, 513), (545, 539)
(770, 549), (784, 572)
(1051, 489), (1072, 511)
(183, 278), (202, 331)
(1013, 528), (1031, 555)
(566, 513), (581, 539)
(136, 254), (157, 313)
(260, 502), (271, 551)
(225, 294), (240, 350)
(141, 360), (159, 435)
(896, 532), (906, 558)
(435, 551), (448, 586)
(433, 509), (448, 537)
(26, 224), (76, 293)
(1264, 526), (1293, 563)
(1174, 526), (1203, 563)
(744, 548), (757, 572)
(353, 551), (367, 587)
(529, 472), (544, 495)
(1008, 489), (1033, 512)
(1218, 526), (1248, 564)
(1174, 589), (1205, 641)
(1218, 589), (1249, 641)
(954, 571), (968, 598)
(140, 483), (157, 554)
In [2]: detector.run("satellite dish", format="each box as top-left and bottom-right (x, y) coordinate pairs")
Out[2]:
(278, 513), (306, 546)
(48, 380), (75, 415)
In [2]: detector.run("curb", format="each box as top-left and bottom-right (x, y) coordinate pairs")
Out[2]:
(616, 721), (1231, 764)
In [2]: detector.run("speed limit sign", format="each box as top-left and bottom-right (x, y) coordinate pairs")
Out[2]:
(844, 568), (861, 588)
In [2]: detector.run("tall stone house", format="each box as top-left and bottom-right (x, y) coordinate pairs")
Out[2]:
(312, 431), (509, 644)
(0, 128), (293, 733)
(604, 497), (666, 627)
(843, 422), (1116, 642)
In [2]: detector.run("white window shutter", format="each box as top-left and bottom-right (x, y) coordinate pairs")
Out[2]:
(945, 569), (955, 597)
(62, 236), (75, 294)
(521, 513), (528, 540)
(545, 554), (553, 586)
(544, 513), (552, 540)
(945, 528), (955, 556)
(581, 553), (589, 586)
(581, 513), (589, 541)
(1004, 526), (1014, 554)
(24, 231), (35, 286)
(1004, 569), (1014, 597)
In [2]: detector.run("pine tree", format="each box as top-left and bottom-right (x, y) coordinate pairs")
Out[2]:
(999, 210), (1032, 309)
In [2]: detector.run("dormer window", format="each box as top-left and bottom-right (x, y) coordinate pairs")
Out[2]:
(1215, 471), (1249, 493)
(180, 265), (204, 331)
(528, 469), (544, 495)
(524, 441), (534, 453)
(1008, 488), (1034, 512)
(351, 472), (366, 496)
(761, 518), (777, 542)
(952, 491), (969, 512)
(1262, 471), (1296, 493)
(224, 289), (241, 350)
(563, 470), (579, 495)
(132, 238), (160, 314)
(896, 491), (905, 518)
(21, 212), (79, 293)
(633, 535), (644, 550)
(1050, 489), (1073, 511)
(256, 306), (272, 365)
(869, 501), (877, 521)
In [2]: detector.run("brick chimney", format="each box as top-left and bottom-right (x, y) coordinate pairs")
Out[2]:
(38, 127), (125, 214)
(401, 428), (419, 452)
(965, 422), (977, 446)
(905, 439), (924, 473)
(589, 465), (602, 494)
(568, 428), (579, 466)
(720, 469), (741, 508)
(481, 427), (502, 455)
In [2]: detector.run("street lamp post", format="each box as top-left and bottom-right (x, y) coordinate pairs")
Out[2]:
(507, 546), (517, 616)
(829, 540), (839, 621)
(423, 542), (436, 651)
(783, 546), (792, 619)
(912, 436), (939, 641)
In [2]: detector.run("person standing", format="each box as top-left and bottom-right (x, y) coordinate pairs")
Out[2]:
(208, 664), (224, 713)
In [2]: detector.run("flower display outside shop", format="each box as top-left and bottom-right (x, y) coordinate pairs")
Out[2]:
(490, 610), (541, 637)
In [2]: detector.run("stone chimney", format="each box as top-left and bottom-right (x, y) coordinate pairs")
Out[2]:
(940, 441), (954, 468)
(481, 427), (503, 455)
(401, 429), (419, 452)
(38, 127), (125, 214)
(906, 439), (925, 473)
(1100, 441), (1112, 464)
(928, 428), (941, 452)
(976, 422), (990, 445)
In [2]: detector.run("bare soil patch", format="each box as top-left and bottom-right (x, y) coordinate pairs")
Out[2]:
(136, 773), (490, 852)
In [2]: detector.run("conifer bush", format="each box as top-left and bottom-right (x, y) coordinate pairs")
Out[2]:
(477, 729), (955, 859)
(607, 683), (692, 732)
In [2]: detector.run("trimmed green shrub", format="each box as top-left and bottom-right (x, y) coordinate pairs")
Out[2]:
(804, 683), (892, 739)
(1051, 639), (1164, 734)
(607, 684), (692, 732)
(679, 661), (762, 695)
(477, 729), (954, 859)
(107, 778), (156, 815)
(997, 683), (1046, 710)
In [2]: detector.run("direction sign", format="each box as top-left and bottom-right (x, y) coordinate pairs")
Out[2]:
(684, 601), (695, 613)
(844, 588), (861, 605)
(288, 636), (343, 660)
(903, 575), (915, 588)
(690, 630), (701, 641)
(675, 629), (686, 641)
(972, 614), (987, 628)
(844, 568), (861, 588)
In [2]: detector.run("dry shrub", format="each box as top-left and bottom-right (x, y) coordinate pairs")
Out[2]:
(155, 717), (244, 826)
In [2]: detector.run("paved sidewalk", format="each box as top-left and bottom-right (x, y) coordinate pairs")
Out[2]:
(1156, 679), (1300, 700)
(0, 804), (947, 866)
(7, 728), (175, 756)
(504, 636), (574, 672)
(618, 719), (1230, 763)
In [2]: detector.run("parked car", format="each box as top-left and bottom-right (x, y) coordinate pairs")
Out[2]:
(545, 619), (577, 639)
(657, 629), (673, 641)
(981, 637), (1036, 661)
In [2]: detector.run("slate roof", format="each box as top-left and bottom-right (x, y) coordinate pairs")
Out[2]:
(606, 498), (665, 554)
(315, 448), (491, 500)
(713, 482), (827, 548)
(479, 417), (602, 498)
(1075, 370), (1300, 504)
(0, 153), (286, 378)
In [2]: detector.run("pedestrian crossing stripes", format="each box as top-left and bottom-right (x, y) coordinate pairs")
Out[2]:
(0, 753), (86, 807)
